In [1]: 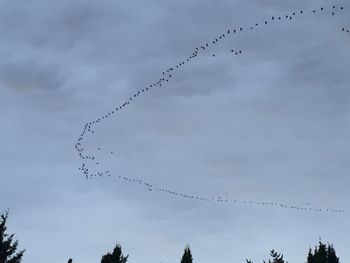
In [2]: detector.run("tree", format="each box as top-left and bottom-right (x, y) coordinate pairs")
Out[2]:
(101, 243), (128, 263)
(246, 250), (286, 263)
(0, 211), (24, 263)
(307, 240), (339, 263)
(245, 240), (340, 263)
(264, 250), (286, 263)
(327, 244), (339, 263)
(180, 245), (193, 263)
(67, 259), (72, 263)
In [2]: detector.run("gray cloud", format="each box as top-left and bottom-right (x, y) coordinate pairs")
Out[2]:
(0, 1), (349, 263)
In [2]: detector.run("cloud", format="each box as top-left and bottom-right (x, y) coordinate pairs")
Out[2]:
(0, 1), (349, 263)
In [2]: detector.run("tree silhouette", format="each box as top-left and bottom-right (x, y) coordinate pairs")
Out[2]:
(67, 258), (72, 263)
(246, 240), (340, 263)
(180, 245), (193, 263)
(101, 243), (128, 263)
(307, 241), (339, 263)
(246, 249), (286, 263)
(264, 250), (286, 263)
(327, 244), (339, 263)
(0, 211), (24, 263)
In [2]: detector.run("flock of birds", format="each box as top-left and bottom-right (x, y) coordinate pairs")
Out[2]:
(75, 5), (348, 214)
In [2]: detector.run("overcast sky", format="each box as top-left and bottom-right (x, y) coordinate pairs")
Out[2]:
(1, 0), (350, 263)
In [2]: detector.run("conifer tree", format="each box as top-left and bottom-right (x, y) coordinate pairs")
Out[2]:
(101, 243), (128, 263)
(246, 249), (286, 263)
(180, 245), (193, 263)
(0, 211), (24, 263)
(307, 241), (339, 263)
(263, 250), (285, 263)
(307, 249), (315, 263)
(327, 244), (339, 263)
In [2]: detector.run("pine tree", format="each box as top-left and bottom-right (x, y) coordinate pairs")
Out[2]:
(307, 248), (315, 263)
(180, 245), (193, 263)
(314, 241), (328, 263)
(327, 244), (339, 263)
(67, 258), (73, 263)
(263, 250), (286, 263)
(246, 249), (286, 263)
(0, 211), (24, 263)
(307, 240), (339, 263)
(101, 243), (128, 263)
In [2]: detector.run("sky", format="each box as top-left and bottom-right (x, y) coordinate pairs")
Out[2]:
(0, 0), (350, 262)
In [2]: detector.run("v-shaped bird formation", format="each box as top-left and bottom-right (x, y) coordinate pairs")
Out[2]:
(74, 4), (348, 214)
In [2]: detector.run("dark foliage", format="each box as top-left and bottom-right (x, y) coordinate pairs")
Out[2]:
(246, 240), (339, 263)
(180, 245), (193, 263)
(101, 244), (128, 263)
(307, 241), (339, 263)
(0, 211), (24, 263)
(246, 250), (286, 263)
(264, 250), (286, 263)
(67, 258), (72, 263)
